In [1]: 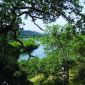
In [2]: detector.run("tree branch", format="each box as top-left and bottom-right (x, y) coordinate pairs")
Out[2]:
(13, 30), (24, 48)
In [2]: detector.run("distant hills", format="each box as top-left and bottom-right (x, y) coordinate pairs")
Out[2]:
(19, 30), (45, 37)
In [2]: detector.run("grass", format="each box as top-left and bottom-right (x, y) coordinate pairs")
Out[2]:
(9, 38), (38, 47)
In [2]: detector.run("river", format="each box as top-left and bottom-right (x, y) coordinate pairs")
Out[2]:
(19, 39), (45, 60)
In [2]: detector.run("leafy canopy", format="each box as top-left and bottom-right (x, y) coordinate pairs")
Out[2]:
(0, 0), (84, 35)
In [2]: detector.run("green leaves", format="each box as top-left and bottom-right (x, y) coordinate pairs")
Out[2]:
(40, 24), (85, 84)
(19, 57), (40, 78)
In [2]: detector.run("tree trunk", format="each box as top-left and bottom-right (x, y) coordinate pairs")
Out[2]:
(0, 34), (7, 44)
(63, 63), (69, 85)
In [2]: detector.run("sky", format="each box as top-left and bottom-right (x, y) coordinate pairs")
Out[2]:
(20, 15), (67, 33)
(20, 0), (84, 33)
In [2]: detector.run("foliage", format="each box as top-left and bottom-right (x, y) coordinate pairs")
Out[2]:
(0, 41), (33, 85)
(0, 0), (84, 38)
(0, 0), (85, 84)
(0, 36), (37, 84)
(9, 38), (38, 58)
(18, 24), (85, 85)
(40, 24), (85, 85)
(19, 57), (40, 78)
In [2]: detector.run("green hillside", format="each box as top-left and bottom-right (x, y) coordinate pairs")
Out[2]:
(19, 30), (43, 38)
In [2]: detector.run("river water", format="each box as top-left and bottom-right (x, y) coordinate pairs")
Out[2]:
(19, 39), (45, 60)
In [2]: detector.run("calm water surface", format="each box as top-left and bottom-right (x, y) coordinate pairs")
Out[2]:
(19, 39), (45, 60)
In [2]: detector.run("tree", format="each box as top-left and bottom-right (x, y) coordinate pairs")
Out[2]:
(41, 24), (85, 85)
(0, 0), (84, 41)
(0, 40), (34, 85)
(19, 57), (40, 78)
(0, 0), (85, 84)
(40, 54), (64, 85)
